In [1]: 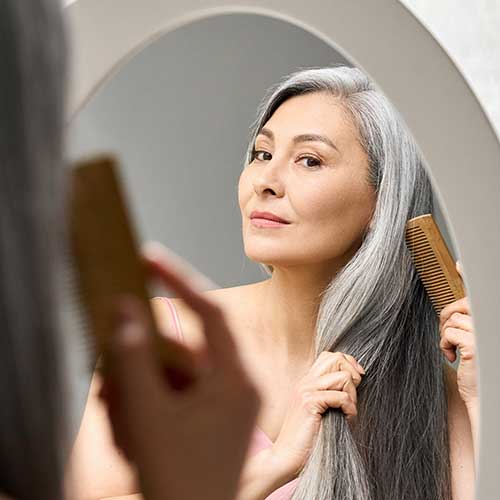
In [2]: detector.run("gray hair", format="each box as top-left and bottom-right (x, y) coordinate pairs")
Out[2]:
(244, 66), (451, 499)
(0, 1), (68, 499)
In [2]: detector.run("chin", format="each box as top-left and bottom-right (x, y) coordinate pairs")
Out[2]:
(244, 248), (299, 268)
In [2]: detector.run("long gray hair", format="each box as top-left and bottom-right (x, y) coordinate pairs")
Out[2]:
(244, 66), (451, 499)
(0, 1), (68, 499)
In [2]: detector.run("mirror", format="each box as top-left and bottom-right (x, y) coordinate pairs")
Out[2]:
(68, 12), (458, 288)
(65, 2), (500, 499)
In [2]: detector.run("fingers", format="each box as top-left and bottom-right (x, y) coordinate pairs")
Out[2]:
(141, 242), (239, 370)
(438, 260), (469, 331)
(304, 371), (358, 403)
(307, 390), (357, 418)
(299, 353), (363, 420)
(440, 326), (476, 362)
(439, 296), (471, 330)
(438, 286), (475, 364)
(100, 296), (177, 461)
(443, 312), (474, 333)
(108, 296), (174, 411)
(343, 353), (365, 374)
(98, 377), (132, 460)
(309, 351), (365, 382)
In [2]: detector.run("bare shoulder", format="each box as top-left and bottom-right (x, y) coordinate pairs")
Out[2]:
(150, 282), (259, 349)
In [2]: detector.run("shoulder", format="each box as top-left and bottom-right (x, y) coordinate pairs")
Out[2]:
(150, 282), (259, 349)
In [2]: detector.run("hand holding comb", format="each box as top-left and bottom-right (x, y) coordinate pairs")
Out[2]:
(68, 154), (196, 388)
(405, 214), (466, 315)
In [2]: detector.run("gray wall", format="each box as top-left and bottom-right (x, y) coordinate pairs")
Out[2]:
(67, 12), (456, 292)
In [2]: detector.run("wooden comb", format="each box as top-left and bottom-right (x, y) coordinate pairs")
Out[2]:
(405, 214), (466, 315)
(68, 154), (195, 387)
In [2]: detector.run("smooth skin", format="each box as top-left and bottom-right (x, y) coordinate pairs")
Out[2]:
(68, 92), (478, 500)
(65, 248), (260, 500)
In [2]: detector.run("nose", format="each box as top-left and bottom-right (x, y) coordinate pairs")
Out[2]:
(252, 156), (286, 198)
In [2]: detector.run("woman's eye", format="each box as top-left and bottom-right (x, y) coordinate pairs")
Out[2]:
(252, 150), (272, 162)
(298, 155), (322, 168)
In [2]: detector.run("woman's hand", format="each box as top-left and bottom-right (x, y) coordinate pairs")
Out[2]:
(439, 261), (479, 407)
(270, 351), (365, 480)
(99, 242), (261, 500)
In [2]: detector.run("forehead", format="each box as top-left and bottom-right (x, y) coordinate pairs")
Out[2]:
(261, 91), (357, 145)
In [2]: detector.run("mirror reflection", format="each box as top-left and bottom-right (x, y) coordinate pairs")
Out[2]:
(67, 13), (478, 500)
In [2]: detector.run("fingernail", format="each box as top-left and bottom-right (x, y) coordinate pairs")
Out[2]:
(358, 363), (366, 374)
(111, 315), (142, 348)
(112, 296), (138, 326)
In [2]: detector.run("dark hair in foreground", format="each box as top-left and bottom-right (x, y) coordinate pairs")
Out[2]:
(244, 66), (451, 499)
(0, 1), (68, 499)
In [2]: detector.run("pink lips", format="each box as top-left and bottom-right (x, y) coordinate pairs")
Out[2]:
(251, 218), (288, 228)
(249, 211), (290, 225)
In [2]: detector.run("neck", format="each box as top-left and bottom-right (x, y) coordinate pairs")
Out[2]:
(252, 262), (339, 362)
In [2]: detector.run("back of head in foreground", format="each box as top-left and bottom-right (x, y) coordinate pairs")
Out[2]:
(0, 1), (68, 499)
(244, 66), (451, 500)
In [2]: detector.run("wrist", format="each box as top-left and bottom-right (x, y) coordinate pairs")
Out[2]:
(464, 397), (480, 467)
(464, 396), (479, 413)
(235, 448), (294, 500)
(267, 447), (298, 484)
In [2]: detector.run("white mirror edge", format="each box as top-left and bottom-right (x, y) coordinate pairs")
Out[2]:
(65, 1), (500, 497)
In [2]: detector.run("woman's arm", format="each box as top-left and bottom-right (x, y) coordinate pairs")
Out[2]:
(100, 450), (292, 500)
(439, 264), (479, 500)
(236, 351), (364, 500)
(66, 371), (140, 500)
(234, 448), (293, 500)
(446, 364), (476, 500)
(465, 397), (480, 466)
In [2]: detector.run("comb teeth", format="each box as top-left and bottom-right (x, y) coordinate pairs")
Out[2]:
(57, 245), (97, 375)
(405, 215), (465, 315)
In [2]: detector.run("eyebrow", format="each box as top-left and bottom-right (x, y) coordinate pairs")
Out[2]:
(257, 127), (340, 152)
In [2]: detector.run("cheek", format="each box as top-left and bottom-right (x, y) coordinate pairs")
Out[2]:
(293, 178), (374, 233)
(292, 183), (345, 225)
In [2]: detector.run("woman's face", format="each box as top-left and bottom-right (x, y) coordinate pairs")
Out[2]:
(238, 91), (377, 272)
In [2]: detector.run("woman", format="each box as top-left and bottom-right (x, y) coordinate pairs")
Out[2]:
(73, 67), (479, 500)
(0, 1), (260, 499)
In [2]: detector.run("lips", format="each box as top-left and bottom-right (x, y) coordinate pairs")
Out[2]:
(250, 211), (290, 224)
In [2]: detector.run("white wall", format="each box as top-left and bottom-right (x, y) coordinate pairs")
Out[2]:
(402, 0), (500, 136)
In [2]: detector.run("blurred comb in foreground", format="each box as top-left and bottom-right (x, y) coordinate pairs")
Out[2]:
(405, 214), (466, 315)
(68, 154), (196, 388)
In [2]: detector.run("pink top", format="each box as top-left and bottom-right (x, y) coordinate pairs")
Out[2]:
(155, 297), (299, 500)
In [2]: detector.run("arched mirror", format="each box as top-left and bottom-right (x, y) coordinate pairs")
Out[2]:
(64, 2), (500, 499)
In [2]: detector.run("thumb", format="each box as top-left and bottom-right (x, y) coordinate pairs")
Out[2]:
(108, 297), (173, 416)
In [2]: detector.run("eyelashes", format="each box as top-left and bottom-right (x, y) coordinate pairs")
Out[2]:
(249, 148), (324, 169)
(250, 149), (272, 162)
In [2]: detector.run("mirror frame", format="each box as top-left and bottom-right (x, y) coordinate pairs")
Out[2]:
(65, 1), (500, 496)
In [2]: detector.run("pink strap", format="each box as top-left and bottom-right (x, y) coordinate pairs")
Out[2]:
(157, 297), (185, 342)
